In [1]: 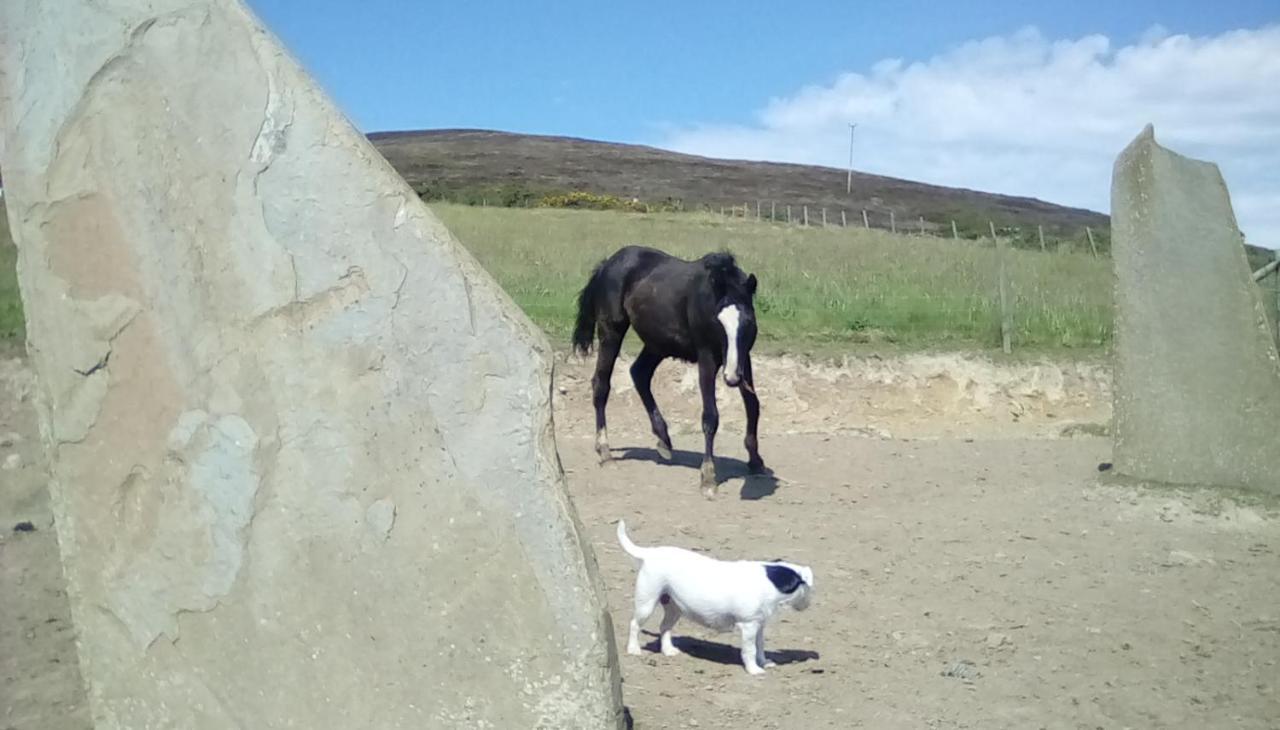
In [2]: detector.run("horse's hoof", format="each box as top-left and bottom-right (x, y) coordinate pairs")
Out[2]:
(748, 458), (767, 474)
(656, 442), (673, 461)
(699, 461), (716, 495)
(597, 448), (613, 466)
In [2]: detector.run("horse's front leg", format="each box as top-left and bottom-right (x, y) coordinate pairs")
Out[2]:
(697, 353), (720, 498)
(740, 356), (765, 473)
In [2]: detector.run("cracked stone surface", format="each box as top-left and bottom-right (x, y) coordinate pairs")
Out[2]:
(0, 1), (624, 727)
(1110, 125), (1280, 494)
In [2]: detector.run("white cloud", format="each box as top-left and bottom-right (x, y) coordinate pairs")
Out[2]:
(657, 25), (1280, 247)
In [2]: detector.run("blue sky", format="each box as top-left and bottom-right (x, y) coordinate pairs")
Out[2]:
(247, 1), (1280, 244)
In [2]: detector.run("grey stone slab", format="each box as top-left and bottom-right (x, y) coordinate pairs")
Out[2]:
(0, 1), (624, 727)
(1111, 125), (1280, 494)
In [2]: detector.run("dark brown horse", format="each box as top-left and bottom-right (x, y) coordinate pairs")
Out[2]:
(573, 245), (764, 496)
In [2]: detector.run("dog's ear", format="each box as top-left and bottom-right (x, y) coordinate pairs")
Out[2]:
(746, 273), (758, 297)
(764, 564), (804, 594)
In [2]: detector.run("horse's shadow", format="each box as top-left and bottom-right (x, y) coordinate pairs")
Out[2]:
(614, 446), (782, 500)
(641, 632), (820, 667)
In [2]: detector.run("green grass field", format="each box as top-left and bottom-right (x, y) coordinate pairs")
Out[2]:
(0, 200), (1115, 355)
(0, 201), (23, 347)
(432, 203), (1113, 354)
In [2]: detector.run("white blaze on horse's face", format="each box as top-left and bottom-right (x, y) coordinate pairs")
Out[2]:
(717, 305), (743, 387)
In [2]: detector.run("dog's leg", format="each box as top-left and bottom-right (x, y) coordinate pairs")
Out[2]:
(592, 327), (625, 464)
(754, 623), (776, 669)
(657, 599), (683, 657)
(697, 352), (720, 498)
(738, 621), (766, 675)
(630, 347), (674, 460)
(628, 580), (660, 656)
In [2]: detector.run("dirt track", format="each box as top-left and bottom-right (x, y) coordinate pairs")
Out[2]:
(3, 352), (1278, 729)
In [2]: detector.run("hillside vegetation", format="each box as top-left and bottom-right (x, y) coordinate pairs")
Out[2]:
(369, 129), (1113, 250)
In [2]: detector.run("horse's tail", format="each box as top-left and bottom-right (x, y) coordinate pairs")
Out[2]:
(572, 260), (606, 355)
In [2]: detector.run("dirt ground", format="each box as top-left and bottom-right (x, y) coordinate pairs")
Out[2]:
(1, 356), (92, 729)
(3, 350), (1278, 729)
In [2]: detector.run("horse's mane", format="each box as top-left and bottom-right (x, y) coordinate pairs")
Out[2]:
(700, 251), (739, 276)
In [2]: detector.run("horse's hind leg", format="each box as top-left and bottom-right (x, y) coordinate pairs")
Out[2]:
(630, 347), (673, 460)
(592, 326), (626, 464)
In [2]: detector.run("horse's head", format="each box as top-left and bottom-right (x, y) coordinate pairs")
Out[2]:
(704, 253), (759, 388)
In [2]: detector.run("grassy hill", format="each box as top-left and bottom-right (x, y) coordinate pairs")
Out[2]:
(368, 129), (1111, 247)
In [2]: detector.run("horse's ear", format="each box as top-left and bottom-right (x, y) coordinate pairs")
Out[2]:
(746, 273), (758, 296)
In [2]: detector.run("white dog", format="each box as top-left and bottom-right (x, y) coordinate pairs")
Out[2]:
(616, 520), (814, 675)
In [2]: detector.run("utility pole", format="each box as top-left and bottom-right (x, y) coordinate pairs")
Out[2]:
(846, 123), (857, 194)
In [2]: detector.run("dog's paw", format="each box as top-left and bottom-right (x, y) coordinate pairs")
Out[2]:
(661, 645), (682, 657)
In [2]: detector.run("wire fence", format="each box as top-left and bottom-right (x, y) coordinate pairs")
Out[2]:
(707, 199), (1277, 353)
(710, 200), (1109, 257)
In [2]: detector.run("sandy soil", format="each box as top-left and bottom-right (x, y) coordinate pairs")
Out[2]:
(3, 351), (1278, 729)
(1, 357), (91, 729)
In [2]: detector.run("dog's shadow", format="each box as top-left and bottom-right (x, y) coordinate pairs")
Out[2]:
(615, 446), (782, 501)
(641, 632), (820, 667)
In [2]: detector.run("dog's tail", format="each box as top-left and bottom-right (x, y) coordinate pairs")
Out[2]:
(616, 519), (647, 563)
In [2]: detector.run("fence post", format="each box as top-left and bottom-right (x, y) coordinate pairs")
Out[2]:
(890, 210), (896, 234)
(787, 205), (792, 224)
(1086, 226), (1098, 257)
(862, 210), (869, 229)
(951, 220), (959, 240)
(1037, 224), (1046, 252)
(919, 216), (925, 235)
(841, 210), (847, 227)
(822, 208), (827, 227)
(803, 205), (809, 226)
(756, 200), (761, 221)
(992, 221), (1012, 354)
(771, 201), (776, 221)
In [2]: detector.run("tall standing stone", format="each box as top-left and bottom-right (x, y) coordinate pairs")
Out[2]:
(0, 1), (624, 727)
(1111, 125), (1280, 493)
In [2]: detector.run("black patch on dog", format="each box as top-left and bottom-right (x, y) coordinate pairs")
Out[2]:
(764, 564), (804, 594)
(659, 593), (671, 605)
